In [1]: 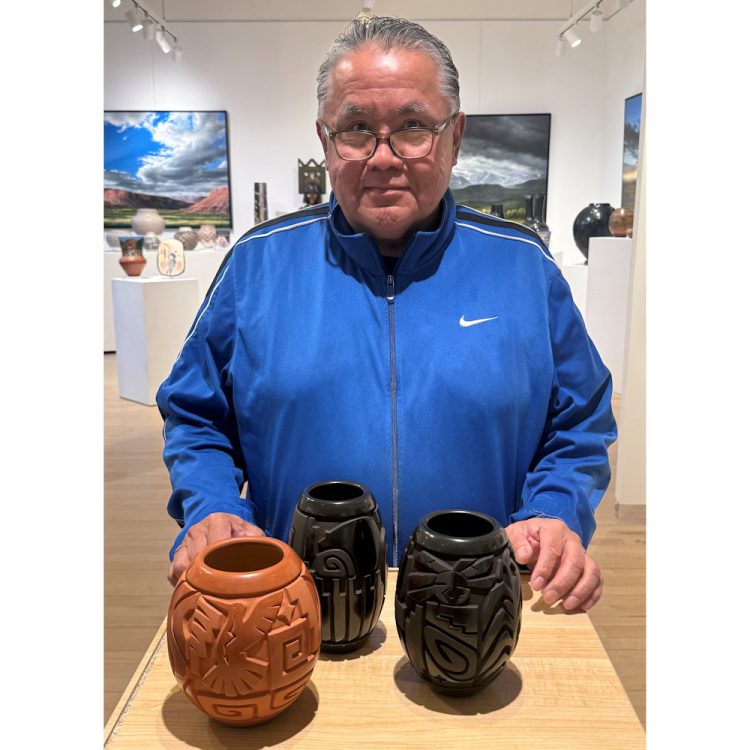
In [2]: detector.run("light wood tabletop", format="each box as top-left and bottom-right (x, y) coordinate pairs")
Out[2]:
(104, 569), (645, 749)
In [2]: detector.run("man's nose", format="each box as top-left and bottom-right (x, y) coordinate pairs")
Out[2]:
(368, 137), (403, 168)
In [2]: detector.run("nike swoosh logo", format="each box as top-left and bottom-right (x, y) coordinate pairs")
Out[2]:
(459, 315), (499, 328)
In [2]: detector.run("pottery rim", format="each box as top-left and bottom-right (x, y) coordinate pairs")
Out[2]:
(186, 536), (302, 598)
(414, 508), (506, 556)
(297, 480), (376, 518)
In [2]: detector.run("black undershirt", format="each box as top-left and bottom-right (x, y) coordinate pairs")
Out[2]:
(381, 255), (398, 274)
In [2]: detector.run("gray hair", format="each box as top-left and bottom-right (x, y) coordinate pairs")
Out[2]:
(316, 16), (460, 117)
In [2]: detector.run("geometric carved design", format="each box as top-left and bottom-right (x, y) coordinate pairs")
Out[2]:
(289, 506), (387, 652)
(395, 530), (522, 695)
(167, 564), (320, 726)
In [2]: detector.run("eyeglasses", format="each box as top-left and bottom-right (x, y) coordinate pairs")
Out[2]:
(321, 113), (458, 161)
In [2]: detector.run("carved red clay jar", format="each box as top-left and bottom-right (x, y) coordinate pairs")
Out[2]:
(167, 537), (322, 726)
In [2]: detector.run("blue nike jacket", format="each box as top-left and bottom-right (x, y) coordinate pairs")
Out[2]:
(156, 190), (617, 566)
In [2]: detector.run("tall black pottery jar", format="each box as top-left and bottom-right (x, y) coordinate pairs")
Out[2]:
(395, 509), (522, 695)
(289, 480), (387, 652)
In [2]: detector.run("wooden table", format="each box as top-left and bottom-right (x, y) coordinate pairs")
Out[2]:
(104, 570), (645, 749)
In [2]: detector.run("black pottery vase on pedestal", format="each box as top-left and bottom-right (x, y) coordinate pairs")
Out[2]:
(289, 480), (387, 652)
(572, 203), (613, 262)
(532, 193), (551, 248)
(395, 510), (522, 696)
(523, 194), (550, 247)
(522, 194), (536, 230)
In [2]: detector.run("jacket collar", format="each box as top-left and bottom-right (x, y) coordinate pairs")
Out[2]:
(327, 190), (457, 278)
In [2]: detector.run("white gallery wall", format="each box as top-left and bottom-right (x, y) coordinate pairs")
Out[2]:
(104, 3), (644, 264)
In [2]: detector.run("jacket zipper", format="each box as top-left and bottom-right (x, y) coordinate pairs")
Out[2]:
(386, 273), (399, 567)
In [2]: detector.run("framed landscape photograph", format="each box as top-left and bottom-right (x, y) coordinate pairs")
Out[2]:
(620, 93), (642, 210)
(450, 113), (551, 222)
(104, 110), (232, 228)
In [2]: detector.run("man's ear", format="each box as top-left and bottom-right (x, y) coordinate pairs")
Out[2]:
(451, 111), (466, 166)
(316, 120), (329, 163)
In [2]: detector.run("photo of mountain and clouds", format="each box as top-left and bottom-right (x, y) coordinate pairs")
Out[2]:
(450, 114), (551, 222)
(620, 94), (642, 210)
(104, 111), (232, 228)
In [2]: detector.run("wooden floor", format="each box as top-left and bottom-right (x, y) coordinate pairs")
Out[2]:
(103, 353), (646, 728)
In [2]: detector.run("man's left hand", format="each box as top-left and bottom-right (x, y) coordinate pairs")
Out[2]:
(504, 518), (603, 611)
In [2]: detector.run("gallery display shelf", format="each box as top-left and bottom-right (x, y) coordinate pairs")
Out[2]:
(585, 237), (634, 394)
(562, 237), (634, 393)
(111, 276), (200, 406)
(104, 568), (644, 749)
(104, 248), (229, 352)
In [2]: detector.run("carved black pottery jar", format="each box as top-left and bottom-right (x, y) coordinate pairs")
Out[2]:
(395, 509), (522, 695)
(289, 480), (387, 652)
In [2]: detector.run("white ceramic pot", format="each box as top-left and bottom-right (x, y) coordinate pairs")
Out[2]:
(131, 208), (166, 236)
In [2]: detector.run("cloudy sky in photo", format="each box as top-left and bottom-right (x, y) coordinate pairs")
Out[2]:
(104, 111), (229, 201)
(623, 94), (642, 168)
(451, 115), (550, 188)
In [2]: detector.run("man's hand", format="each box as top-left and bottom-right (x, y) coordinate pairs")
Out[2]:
(504, 518), (603, 611)
(168, 512), (265, 586)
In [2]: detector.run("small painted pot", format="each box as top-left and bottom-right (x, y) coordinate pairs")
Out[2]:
(143, 231), (160, 252)
(174, 226), (199, 251)
(198, 224), (217, 248)
(118, 235), (146, 277)
(167, 536), (322, 726)
(395, 509), (522, 695)
(289, 480), (387, 652)
(608, 207), (635, 238)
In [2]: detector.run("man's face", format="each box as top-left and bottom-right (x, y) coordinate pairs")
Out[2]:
(317, 44), (465, 247)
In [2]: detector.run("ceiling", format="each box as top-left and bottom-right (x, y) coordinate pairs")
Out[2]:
(103, 0), (584, 24)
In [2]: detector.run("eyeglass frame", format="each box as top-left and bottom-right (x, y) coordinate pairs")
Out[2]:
(320, 112), (459, 161)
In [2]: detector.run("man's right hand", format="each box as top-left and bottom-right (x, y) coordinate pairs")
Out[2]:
(168, 512), (265, 586)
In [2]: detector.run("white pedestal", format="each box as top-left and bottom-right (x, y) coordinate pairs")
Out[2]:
(112, 277), (200, 406)
(561, 262), (589, 323)
(585, 237), (634, 393)
(104, 248), (229, 351)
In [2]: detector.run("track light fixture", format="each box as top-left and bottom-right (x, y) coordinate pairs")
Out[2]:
(557, 0), (634, 55)
(125, 8), (143, 33)
(118, 1), (183, 61)
(555, 37), (567, 57)
(156, 27), (174, 54)
(142, 18), (155, 40)
(563, 27), (582, 48)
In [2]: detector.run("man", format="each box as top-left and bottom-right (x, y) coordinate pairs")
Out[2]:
(156, 17), (616, 613)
